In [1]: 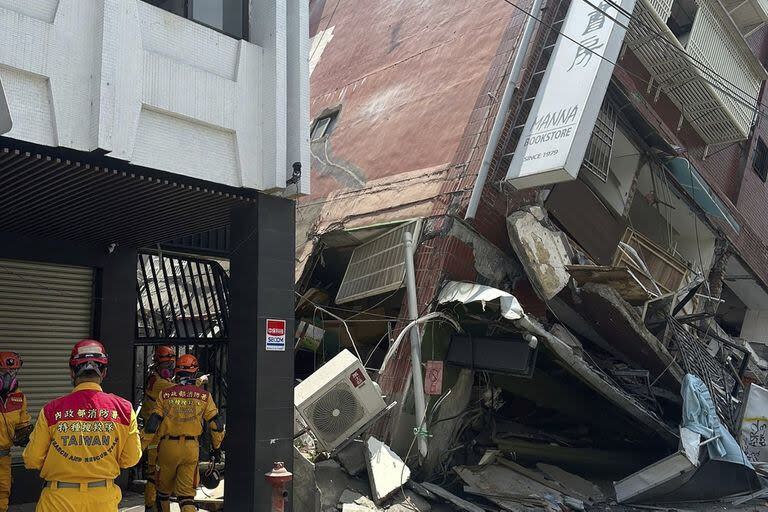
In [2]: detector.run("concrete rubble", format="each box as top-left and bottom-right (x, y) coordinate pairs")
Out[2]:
(365, 437), (411, 504)
(295, 202), (768, 511)
(507, 207), (572, 300)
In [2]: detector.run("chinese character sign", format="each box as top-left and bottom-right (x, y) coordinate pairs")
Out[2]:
(740, 384), (768, 463)
(506, 0), (635, 189)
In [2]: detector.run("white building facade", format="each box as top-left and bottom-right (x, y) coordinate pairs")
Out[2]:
(0, 0), (310, 193)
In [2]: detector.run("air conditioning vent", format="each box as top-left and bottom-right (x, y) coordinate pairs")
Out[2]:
(295, 350), (387, 451)
(336, 220), (421, 304)
(307, 383), (365, 442)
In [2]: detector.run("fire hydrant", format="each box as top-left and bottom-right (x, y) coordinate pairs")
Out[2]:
(265, 461), (293, 512)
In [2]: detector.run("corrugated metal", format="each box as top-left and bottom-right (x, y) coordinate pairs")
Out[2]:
(0, 259), (93, 461)
(0, 145), (256, 248)
(335, 220), (421, 304)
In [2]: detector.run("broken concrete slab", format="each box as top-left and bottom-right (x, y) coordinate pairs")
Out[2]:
(516, 316), (678, 446)
(507, 207), (572, 301)
(342, 505), (378, 512)
(366, 437), (411, 504)
(567, 265), (654, 305)
(420, 482), (484, 512)
(423, 369), (474, 475)
(549, 324), (583, 357)
(337, 440), (367, 476)
(567, 283), (683, 389)
(338, 489), (379, 511)
(386, 490), (432, 512)
(455, 464), (567, 512)
(316, 459), (370, 510)
(295, 447), (322, 512)
(536, 463), (604, 503)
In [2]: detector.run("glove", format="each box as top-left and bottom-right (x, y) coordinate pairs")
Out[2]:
(210, 447), (222, 464)
(13, 424), (33, 447)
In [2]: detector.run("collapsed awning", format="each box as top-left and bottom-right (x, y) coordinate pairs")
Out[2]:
(665, 157), (740, 233)
(437, 281), (677, 445)
(438, 281), (524, 321)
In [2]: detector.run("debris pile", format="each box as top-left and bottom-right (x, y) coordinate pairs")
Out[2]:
(294, 205), (768, 511)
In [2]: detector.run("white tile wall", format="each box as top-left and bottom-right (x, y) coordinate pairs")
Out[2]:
(0, 0), (309, 193)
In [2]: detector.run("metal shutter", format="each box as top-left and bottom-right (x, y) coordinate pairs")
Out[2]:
(0, 259), (93, 461)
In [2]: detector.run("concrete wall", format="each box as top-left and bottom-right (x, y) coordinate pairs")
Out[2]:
(0, 0), (309, 193)
(742, 309), (768, 343)
(306, 0), (515, 200)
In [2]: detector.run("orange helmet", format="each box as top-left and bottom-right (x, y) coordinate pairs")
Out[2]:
(175, 354), (199, 375)
(70, 339), (108, 377)
(153, 346), (175, 365)
(0, 352), (22, 371)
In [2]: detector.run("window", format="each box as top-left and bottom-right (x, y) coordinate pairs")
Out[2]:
(583, 100), (617, 183)
(143, 0), (246, 39)
(666, 0), (698, 46)
(311, 112), (338, 141)
(754, 138), (768, 182)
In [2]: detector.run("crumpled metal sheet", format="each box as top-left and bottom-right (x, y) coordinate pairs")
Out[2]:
(615, 374), (759, 504)
(437, 281), (524, 320)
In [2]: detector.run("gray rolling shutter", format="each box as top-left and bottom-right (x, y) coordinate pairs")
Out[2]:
(0, 259), (93, 460)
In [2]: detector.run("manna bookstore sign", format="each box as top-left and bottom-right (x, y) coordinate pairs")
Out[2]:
(505, 0), (635, 189)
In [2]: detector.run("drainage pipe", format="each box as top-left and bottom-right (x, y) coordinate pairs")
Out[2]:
(402, 230), (429, 458)
(465, 0), (545, 220)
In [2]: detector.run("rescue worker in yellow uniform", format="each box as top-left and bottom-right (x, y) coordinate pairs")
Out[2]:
(139, 346), (176, 511)
(23, 340), (142, 512)
(0, 352), (32, 511)
(144, 354), (224, 512)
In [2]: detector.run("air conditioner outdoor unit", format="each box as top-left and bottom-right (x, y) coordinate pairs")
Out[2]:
(295, 349), (387, 452)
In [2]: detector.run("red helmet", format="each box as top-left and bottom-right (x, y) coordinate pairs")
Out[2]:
(0, 352), (21, 371)
(175, 354), (199, 375)
(153, 346), (175, 365)
(70, 339), (108, 371)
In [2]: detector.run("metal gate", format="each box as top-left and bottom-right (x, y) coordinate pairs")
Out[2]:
(134, 251), (229, 418)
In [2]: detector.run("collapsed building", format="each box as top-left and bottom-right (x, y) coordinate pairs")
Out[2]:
(296, 0), (768, 509)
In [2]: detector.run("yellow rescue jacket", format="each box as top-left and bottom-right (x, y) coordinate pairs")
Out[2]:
(140, 372), (174, 422)
(0, 388), (30, 450)
(22, 382), (142, 482)
(146, 384), (224, 450)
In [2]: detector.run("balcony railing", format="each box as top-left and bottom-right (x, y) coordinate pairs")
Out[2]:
(626, 0), (767, 144)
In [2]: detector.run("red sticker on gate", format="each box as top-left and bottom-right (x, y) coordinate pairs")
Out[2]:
(266, 319), (286, 352)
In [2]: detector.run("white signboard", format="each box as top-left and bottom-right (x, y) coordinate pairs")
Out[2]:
(739, 383), (768, 463)
(0, 79), (11, 135)
(505, 0), (635, 189)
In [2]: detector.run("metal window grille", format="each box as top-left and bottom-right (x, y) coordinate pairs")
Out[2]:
(136, 252), (230, 341)
(582, 100), (617, 183)
(666, 316), (740, 432)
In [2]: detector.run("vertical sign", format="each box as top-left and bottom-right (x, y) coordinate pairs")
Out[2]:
(425, 360), (444, 395)
(505, 0), (635, 189)
(266, 319), (287, 352)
